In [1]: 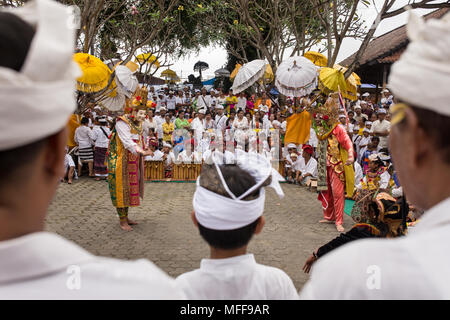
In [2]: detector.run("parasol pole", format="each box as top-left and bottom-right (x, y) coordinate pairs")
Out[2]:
(337, 85), (350, 132)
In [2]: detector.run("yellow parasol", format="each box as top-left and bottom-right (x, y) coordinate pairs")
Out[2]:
(333, 64), (360, 100)
(304, 51), (328, 67)
(264, 64), (274, 83)
(74, 53), (112, 93)
(319, 67), (347, 96)
(230, 63), (242, 81)
(161, 68), (178, 79)
(135, 53), (160, 68)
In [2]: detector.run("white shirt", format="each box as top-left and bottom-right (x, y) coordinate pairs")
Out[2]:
(175, 96), (185, 107)
(144, 149), (164, 161)
(191, 117), (205, 141)
(300, 197), (450, 299)
(64, 154), (75, 168)
(237, 97), (247, 110)
(215, 113), (227, 131)
(91, 126), (111, 148)
(370, 119), (391, 148)
(354, 161), (363, 188)
(163, 151), (176, 165)
(0, 232), (185, 299)
(166, 96), (176, 110)
(176, 150), (202, 164)
(299, 157), (318, 178)
(197, 95), (211, 110)
(74, 126), (94, 149)
(115, 120), (139, 154)
(233, 117), (249, 130)
(176, 254), (298, 300)
(154, 115), (165, 140)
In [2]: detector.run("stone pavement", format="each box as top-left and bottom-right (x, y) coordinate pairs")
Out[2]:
(46, 177), (354, 292)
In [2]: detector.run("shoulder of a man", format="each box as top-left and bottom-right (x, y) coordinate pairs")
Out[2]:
(300, 237), (415, 299)
(254, 263), (299, 299)
(77, 256), (185, 299)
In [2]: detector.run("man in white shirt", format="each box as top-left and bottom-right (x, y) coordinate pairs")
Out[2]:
(296, 145), (318, 185)
(237, 92), (247, 111)
(91, 118), (111, 180)
(165, 91), (176, 111)
(197, 87), (211, 111)
(175, 90), (185, 110)
(154, 107), (166, 144)
(0, 0), (184, 299)
(74, 117), (95, 177)
(176, 153), (298, 299)
(370, 108), (391, 149)
(215, 105), (227, 132)
(300, 11), (450, 299)
(191, 109), (206, 142)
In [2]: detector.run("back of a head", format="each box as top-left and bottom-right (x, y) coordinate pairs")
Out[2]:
(0, 13), (39, 188)
(197, 164), (271, 250)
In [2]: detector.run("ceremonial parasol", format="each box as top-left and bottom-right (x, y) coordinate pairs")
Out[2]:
(275, 56), (318, 97)
(263, 64), (274, 83)
(194, 61), (209, 80)
(74, 53), (111, 93)
(97, 84), (127, 111)
(214, 68), (231, 78)
(135, 53), (160, 68)
(304, 51), (328, 67)
(319, 67), (348, 98)
(231, 59), (267, 94)
(103, 58), (121, 71)
(333, 64), (359, 101)
(115, 64), (139, 98)
(230, 63), (242, 81)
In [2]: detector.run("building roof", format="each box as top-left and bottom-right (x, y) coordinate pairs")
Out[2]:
(340, 8), (449, 67)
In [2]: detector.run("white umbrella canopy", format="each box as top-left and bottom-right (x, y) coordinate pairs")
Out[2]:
(115, 65), (138, 97)
(231, 59), (267, 94)
(214, 68), (231, 78)
(275, 56), (318, 97)
(98, 84), (127, 111)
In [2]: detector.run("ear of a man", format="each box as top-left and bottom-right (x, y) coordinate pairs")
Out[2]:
(44, 127), (68, 179)
(254, 216), (265, 235)
(404, 107), (430, 169)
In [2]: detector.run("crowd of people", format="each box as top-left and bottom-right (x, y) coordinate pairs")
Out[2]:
(2, 0), (450, 301)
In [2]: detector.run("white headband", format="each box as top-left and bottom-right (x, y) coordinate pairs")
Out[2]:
(0, 0), (80, 151)
(193, 150), (284, 230)
(389, 11), (450, 117)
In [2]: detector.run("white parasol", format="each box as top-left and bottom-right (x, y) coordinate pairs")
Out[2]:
(231, 59), (267, 93)
(97, 84), (127, 111)
(275, 56), (318, 97)
(115, 65), (138, 98)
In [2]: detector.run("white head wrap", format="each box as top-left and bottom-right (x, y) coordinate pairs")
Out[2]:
(378, 108), (387, 114)
(362, 92), (370, 97)
(0, 0), (80, 151)
(193, 150), (284, 230)
(163, 142), (172, 148)
(365, 121), (372, 125)
(287, 143), (297, 149)
(389, 11), (450, 116)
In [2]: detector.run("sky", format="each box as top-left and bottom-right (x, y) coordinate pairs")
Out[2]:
(157, 1), (442, 81)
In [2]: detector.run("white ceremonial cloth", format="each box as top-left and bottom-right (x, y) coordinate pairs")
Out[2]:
(176, 254), (299, 300)
(0, 0), (81, 151)
(92, 126), (111, 148)
(354, 161), (363, 188)
(300, 197), (450, 299)
(0, 232), (185, 300)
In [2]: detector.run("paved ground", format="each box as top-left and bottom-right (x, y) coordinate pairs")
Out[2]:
(46, 177), (354, 292)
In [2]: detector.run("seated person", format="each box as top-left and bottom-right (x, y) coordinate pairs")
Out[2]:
(176, 151), (298, 299)
(296, 145), (318, 186)
(63, 147), (76, 184)
(176, 140), (202, 164)
(286, 153), (299, 183)
(144, 138), (164, 161)
(162, 142), (175, 178)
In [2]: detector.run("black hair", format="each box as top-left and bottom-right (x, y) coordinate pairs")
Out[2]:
(0, 13), (40, 189)
(81, 117), (90, 125)
(197, 164), (270, 250)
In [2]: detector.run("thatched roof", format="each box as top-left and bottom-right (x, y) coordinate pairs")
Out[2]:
(340, 8), (449, 67)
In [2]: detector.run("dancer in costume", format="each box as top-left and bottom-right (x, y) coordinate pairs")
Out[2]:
(107, 88), (152, 231)
(303, 190), (408, 273)
(313, 95), (355, 232)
